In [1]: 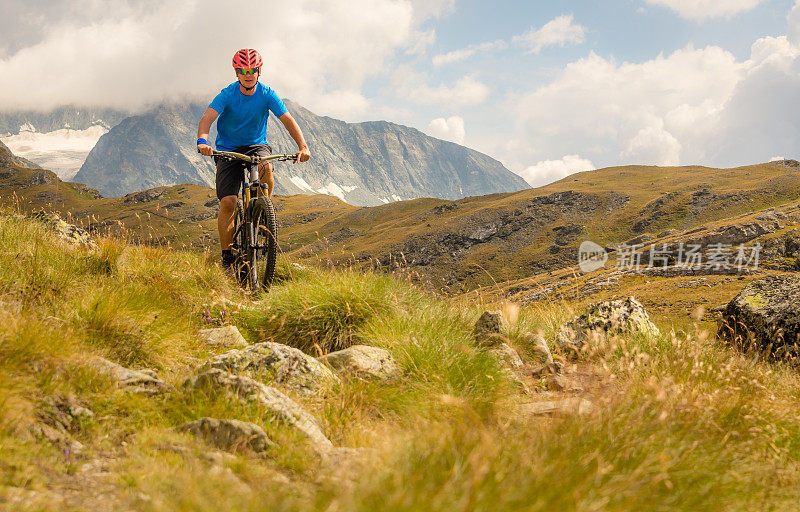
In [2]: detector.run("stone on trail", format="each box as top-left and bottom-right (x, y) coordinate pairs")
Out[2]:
(199, 341), (340, 394)
(87, 356), (171, 394)
(185, 369), (333, 450)
(318, 345), (401, 380)
(488, 342), (525, 370)
(177, 417), (275, 455)
(198, 325), (248, 348)
(718, 275), (800, 358)
(556, 297), (660, 353)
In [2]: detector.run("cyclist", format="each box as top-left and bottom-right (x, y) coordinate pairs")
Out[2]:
(197, 48), (310, 269)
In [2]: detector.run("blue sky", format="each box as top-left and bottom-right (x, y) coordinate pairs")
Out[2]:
(2, 0), (800, 186)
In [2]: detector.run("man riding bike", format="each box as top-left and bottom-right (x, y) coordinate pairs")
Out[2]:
(197, 48), (311, 269)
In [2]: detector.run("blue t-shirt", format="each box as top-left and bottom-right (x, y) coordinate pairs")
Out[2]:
(209, 82), (288, 151)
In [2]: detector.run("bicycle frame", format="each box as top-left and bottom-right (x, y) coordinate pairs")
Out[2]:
(214, 150), (295, 255)
(203, 148), (296, 289)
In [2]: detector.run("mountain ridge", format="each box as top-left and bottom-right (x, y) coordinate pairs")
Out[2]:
(73, 99), (529, 205)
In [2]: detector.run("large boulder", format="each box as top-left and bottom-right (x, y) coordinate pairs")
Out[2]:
(199, 342), (340, 394)
(556, 297), (660, 352)
(184, 369), (332, 450)
(318, 345), (401, 380)
(718, 275), (800, 358)
(177, 418), (275, 455)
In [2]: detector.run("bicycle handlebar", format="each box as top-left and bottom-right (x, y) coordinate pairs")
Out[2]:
(200, 149), (298, 163)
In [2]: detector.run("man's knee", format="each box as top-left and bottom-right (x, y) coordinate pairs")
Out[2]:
(219, 195), (237, 213)
(259, 162), (273, 179)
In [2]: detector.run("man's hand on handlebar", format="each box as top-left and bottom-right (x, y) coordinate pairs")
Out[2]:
(294, 145), (311, 164)
(198, 143), (214, 156)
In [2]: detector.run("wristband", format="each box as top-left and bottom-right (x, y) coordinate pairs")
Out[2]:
(197, 138), (208, 146)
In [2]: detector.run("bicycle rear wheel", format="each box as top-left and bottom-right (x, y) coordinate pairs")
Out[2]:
(250, 196), (278, 290)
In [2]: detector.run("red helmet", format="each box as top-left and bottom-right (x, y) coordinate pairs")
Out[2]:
(232, 48), (262, 69)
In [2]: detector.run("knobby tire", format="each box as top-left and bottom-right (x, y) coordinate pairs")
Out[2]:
(250, 196), (278, 290)
(233, 199), (248, 285)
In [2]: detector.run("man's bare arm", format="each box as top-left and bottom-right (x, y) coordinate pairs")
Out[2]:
(278, 112), (310, 162)
(197, 107), (219, 156)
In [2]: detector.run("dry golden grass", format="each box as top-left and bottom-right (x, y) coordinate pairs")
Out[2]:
(2, 212), (800, 511)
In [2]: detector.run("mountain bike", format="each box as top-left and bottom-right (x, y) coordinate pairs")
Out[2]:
(205, 149), (296, 291)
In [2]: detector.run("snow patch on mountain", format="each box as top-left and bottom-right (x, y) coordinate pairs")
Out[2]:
(317, 182), (348, 201)
(1, 124), (107, 180)
(289, 175), (315, 192)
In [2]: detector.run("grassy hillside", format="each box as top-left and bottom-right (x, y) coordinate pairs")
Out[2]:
(2, 213), (800, 510)
(5, 155), (800, 293)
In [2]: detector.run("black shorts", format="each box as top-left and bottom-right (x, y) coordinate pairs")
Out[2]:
(214, 144), (272, 199)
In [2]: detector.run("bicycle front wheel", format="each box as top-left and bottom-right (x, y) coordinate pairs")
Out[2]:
(233, 198), (248, 285)
(249, 196), (278, 290)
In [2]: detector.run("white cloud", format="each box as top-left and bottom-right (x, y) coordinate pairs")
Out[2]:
(506, 45), (745, 170)
(512, 14), (587, 54)
(622, 122), (682, 165)
(641, 0), (764, 20)
(518, 155), (595, 187)
(770, 156), (786, 161)
(409, 0), (455, 21)
(431, 14), (585, 67)
(407, 29), (437, 56)
(407, 75), (491, 107)
(702, 35), (800, 166)
(790, 0), (800, 45)
(427, 116), (465, 144)
(432, 40), (508, 65)
(0, 0), (424, 120)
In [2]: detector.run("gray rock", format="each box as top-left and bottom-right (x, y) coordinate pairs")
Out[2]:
(199, 342), (340, 394)
(718, 275), (800, 358)
(198, 325), (248, 348)
(122, 188), (166, 204)
(488, 342), (525, 370)
(185, 369), (332, 450)
(30, 395), (93, 453)
(32, 211), (95, 249)
(524, 332), (553, 364)
(518, 398), (594, 417)
(556, 297), (660, 352)
(687, 221), (776, 247)
(177, 418), (275, 454)
(474, 311), (503, 342)
(784, 235), (800, 257)
(28, 169), (57, 186)
(319, 345), (401, 380)
(88, 356), (171, 394)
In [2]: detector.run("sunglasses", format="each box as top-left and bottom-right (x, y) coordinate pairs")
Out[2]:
(236, 68), (259, 75)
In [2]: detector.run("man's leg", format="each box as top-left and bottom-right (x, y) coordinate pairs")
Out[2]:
(218, 195), (238, 250)
(258, 162), (274, 198)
